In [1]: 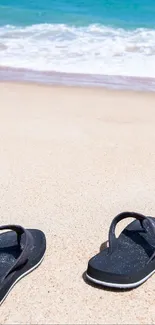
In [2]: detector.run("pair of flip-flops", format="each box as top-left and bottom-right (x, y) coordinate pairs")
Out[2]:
(1, 212), (155, 304)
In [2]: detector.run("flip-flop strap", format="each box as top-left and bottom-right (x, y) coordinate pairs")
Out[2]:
(108, 212), (154, 254)
(0, 225), (33, 283)
(146, 217), (155, 263)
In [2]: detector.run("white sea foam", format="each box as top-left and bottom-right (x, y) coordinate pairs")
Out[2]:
(0, 23), (155, 77)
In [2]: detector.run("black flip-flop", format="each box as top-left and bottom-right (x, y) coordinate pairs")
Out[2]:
(86, 212), (155, 289)
(0, 225), (46, 304)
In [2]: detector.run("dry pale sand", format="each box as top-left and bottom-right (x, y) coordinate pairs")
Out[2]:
(0, 82), (155, 324)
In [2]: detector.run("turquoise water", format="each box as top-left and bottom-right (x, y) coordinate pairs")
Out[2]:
(0, 0), (155, 79)
(1, 0), (155, 28)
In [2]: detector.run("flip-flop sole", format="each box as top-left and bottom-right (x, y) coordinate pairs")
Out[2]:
(86, 269), (155, 289)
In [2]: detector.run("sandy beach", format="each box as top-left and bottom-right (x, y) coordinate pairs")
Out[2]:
(0, 82), (155, 324)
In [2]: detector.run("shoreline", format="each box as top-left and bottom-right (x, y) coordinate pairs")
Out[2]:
(1, 66), (155, 92)
(2, 80), (155, 99)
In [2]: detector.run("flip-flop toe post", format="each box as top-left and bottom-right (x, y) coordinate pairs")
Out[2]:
(86, 212), (155, 289)
(0, 225), (46, 304)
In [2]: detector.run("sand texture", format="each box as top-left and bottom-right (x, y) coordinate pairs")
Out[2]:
(0, 82), (155, 324)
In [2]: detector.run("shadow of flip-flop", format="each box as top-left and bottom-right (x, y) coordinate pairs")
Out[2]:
(100, 240), (109, 252)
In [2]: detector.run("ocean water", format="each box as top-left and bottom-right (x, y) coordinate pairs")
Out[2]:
(1, 0), (155, 88)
